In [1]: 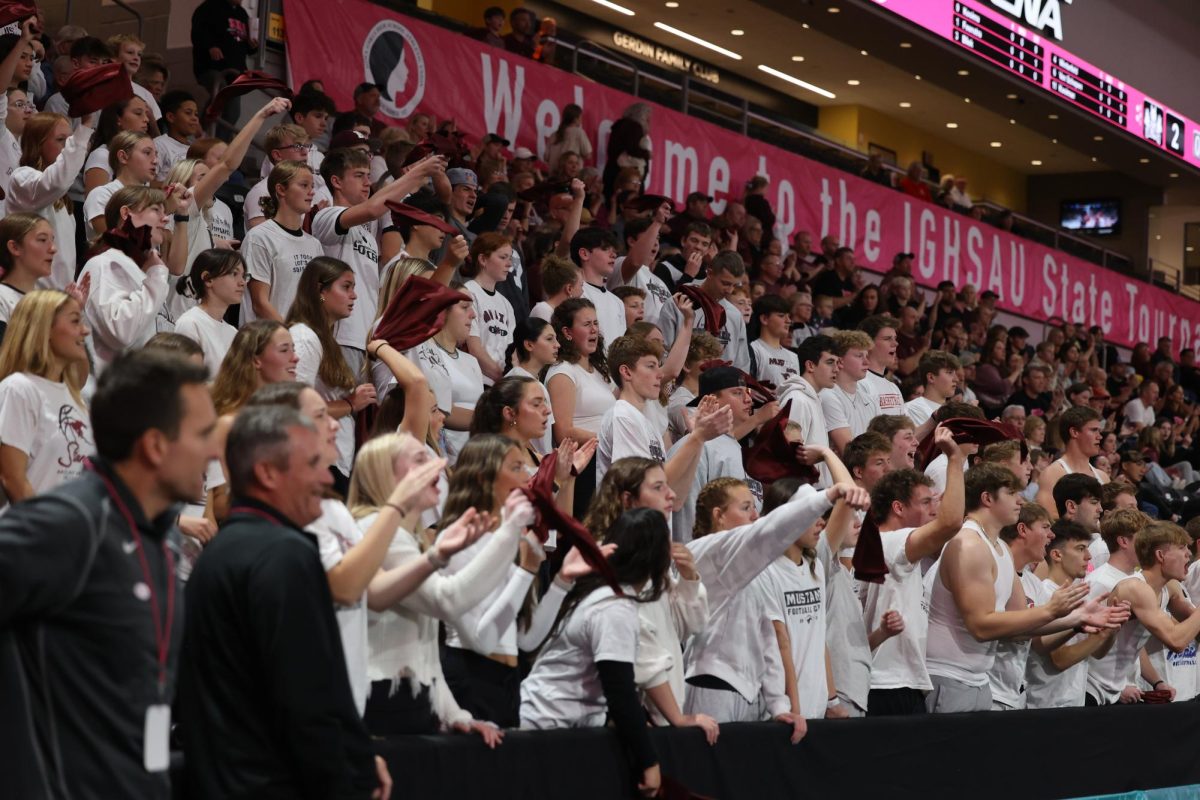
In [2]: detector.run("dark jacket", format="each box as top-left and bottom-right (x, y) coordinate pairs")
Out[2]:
(0, 460), (183, 800)
(177, 498), (377, 799)
(191, 0), (257, 79)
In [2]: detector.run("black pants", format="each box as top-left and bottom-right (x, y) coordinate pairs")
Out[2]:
(572, 457), (597, 520)
(866, 687), (927, 717)
(441, 644), (520, 729)
(363, 679), (439, 735)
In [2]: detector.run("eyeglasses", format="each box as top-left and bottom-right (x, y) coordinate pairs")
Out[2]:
(11, 100), (33, 110)
(282, 142), (311, 153)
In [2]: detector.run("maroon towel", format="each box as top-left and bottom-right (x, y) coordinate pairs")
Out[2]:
(61, 62), (133, 118)
(679, 285), (724, 336)
(386, 200), (462, 235)
(91, 215), (153, 267)
(915, 417), (1025, 469)
(520, 452), (622, 594)
(852, 511), (888, 584)
(204, 70), (293, 123)
(0, 2), (37, 30)
(742, 400), (819, 486)
(373, 274), (469, 351)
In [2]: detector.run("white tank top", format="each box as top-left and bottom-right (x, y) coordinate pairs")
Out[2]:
(1055, 457), (1106, 482)
(925, 520), (1016, 686)
(1086, 572), (1162, 703)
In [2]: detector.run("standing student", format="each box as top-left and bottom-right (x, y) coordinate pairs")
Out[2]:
(169, 249), (243, 377)
(0, 214), (63, 342)
(570, 226), (627, 346)
(243, 124), (331, 230)
(0, 20), (38, 211)
(868, 414), (918, 470)
(779, 334), (838, 486)
(463, 232), (517, 385)
(820, 330), (875, 454)
(505, 316), (558, 455)
(547, 297), (616, 516)
(0, 350), (217, 798)
(185, 137), (238, 248)
(614, 286), (646, 328)
(82, 130), (158, 238)
(241, 161), (324, 325)
(286, 257), (378, 487)
(1036, 406), (1109, 516)
(83, 94), (152, 193)
(667, 331), (722, 443)
(79, 186), (178, 373)
(842, 432), (894, 492)
(152, 90), (200, 182)
(659, 251), (751, 371)
(857, 314), (904, 417)
(613, 209), (676, 324)
(106, 33), (160, 123)
(9, 110), (96, 289)
(750, 294), (800, 386)
(904, 351), (960, 426)
(529, 255), (580, 322)
(0, 290), (91, 503)
(177, 406), (390, 799)
(923, 402), (985, 496)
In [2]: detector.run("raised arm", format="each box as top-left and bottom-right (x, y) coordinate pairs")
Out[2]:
(553, 179), (586, 258)
(337, 154), (447, 231)
(193, 97), (292, 209)
(369, 340), (430, 442)
(1121, 578), (1200, 653)
(904, 427), (966, 563)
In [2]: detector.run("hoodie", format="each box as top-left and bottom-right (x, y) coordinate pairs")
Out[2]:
(778, 374), (831, 487)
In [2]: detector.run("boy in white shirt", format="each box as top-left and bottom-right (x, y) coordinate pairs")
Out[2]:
(153, 90), (200, 182)
(857, 314), (904, 418)
(571, 226), (626, 346)
(613, 286), (646, 329)
(820, 330), (875, 455)
(529, 256), (580, 322)
(658, 251), (750, 372)
(904, 351), (959, 427)
(779, 334), (837, 487)
(613, 212), (675, 324)
(750, 294), (800, 387)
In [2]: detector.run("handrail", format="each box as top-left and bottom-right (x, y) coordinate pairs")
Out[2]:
(570, 38), (641, 97)
(109, 0), (143, 38)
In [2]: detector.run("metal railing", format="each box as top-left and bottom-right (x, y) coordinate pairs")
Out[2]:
(108, 0), (143, 38)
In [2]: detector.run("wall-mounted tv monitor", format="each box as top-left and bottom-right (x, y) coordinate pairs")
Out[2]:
(1061, 199), (1121, 236)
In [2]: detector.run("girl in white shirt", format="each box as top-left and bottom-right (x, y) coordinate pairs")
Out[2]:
(183, 137), (237, 249)
(83, 130), (157, 238)
(242, 160), (324, 324)
(463, 232), (516, 385)
(9, 110), (97, 289)
(286, 256), (378, 485)
(546, 297), (616, 516)
(417, 287), (484, 464)
(505, 316), (559, 455)
(0, 289), (91, 503)
(82, 94), (151, 194)
(79, 185), (183, 374)
(0, 213), (69, 344)
(173, 249), (243, 377)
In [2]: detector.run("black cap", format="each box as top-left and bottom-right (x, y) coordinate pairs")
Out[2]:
(688, 365), (746, 405)
(482, 133), (510, 147)
(893, 251), (915, 263)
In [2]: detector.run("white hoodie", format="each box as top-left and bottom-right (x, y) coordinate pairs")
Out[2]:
(778, 374), (831, 488)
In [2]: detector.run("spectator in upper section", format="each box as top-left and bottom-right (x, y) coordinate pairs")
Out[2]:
(191, 0), (257, 132)
(860, 152), (892, 187)
(897, 160), (931, 203)
(504, 8), (537, 59)
(603, 102), (651, 199)
(473, 6), (507, 50)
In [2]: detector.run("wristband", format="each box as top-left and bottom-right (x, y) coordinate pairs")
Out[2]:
(384, 501), (408, 516)
(425, 547), (449, 569)
(1152, 680), (1165, 689)
(826, 696), (841, 709)
(173, 214), (188, 223)
(371, 342), (390, 358)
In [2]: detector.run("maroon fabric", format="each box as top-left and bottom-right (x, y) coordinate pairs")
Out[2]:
(742, 400), (819, 486)
(373, 274), (469, 351)
(696, 358), (775, 407)
(852, 511), (888, 584)
(915, 417), (1026, 469)
(93, 216), (153, 267)
(679, 285), (724, 336)
(203, 70), (293, 122)
(0, 2), (37, 29)
(520, 452), (622, 594)
(61, 62), (133, 117)
(402, 131), (471, 169)
(385, 200), (461, 235)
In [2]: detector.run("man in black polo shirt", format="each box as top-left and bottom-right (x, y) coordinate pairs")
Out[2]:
(179, 405), (388, 799)
(809, 246), (857, 310)
(0, 351), (217, 799)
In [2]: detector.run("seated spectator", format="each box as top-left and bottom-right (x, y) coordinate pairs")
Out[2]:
(832, 284), (879, 330)
(808, 247), (856, 310)
(134, 55), (168, 109)
(897, 161), (932, 202)
(173, 249), (243, 376)
(750, 294), (799, 386)
(1007, 364), (1053, 416)
(859, 152), (892, 187)
(473, 6), (507, 49)
(653, 220), (712, 293)
(503, 7), (539, 58)
(83, 94), (152, 194)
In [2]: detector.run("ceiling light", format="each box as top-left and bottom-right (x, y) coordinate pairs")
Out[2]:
(915, 74), (922, 80)
(654, 21), (743, 59)
(802, 22), (810, 29)
(1009, 119), (1016, 124)
(828, 6), (840, 12)
(592, 0), (635, 15)
(957, 69), (969, 76)
(731, 29), (744, 35)
(1048, 114), (1058, 119)
(757, 64), (836, 99)
(1093, 135), (1103, 141)
(1139, 157), (1150, 163)
(1031, 160), (1043, 166)
(1188, 246), (1196, 252)
(964, 97), (971, 103)
(1052, 138), (1058, 144)
(946, 122), (958, 128)
(900, 42), (912, 48)
(1156, 235), (1162, 240)
(791, 55), (805, 61)
(899, 101), (912, 108)
(861, 50), (869, 56)
(1092, 157), (1098, 162)
(1006, 93), (1018, 99)
(847, 79), (860, 85)
(990, 141), (1002, 147)
(1170, 172), (1180, 178)
(664, 1), (678, 5)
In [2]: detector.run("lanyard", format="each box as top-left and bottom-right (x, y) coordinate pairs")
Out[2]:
(88, 462), (175, 693)
(229, 505), (285, 527)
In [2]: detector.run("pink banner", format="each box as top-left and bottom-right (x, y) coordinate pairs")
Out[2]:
(283, 0), (1199, 351)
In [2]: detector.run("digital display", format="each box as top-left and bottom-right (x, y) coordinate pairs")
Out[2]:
(1061, 198), (1121, 236)
(873, 0), (1197, 167)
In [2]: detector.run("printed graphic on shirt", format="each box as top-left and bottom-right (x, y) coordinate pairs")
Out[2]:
(57, 404), (91, 469)
(648, 440), (665, 462)
(695, 324), (732, 349)
(363, 20), (427, 119)
(767, 356), (797, 379)
(878, 393), (902, 410)
(417, 344), (446, 373)
(746, 476), (764, 506)
(1169, 642), (1198, 671)
(353, 235), (379, 263)
(784, 586), (822, 624)
(482, 307), (510, 339)
(644, 279), (671, 306)
(289, 252), (310, 275)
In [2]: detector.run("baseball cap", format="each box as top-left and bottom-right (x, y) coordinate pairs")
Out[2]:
(688, 365), (746, 405)
(329, 130), (371, 151)
(447, 168), (480, 191)
(513, 146), (535, 159)
(482, 133), (510, 147)
(687, 191), (713, 203)
(893, 252), (915, 263)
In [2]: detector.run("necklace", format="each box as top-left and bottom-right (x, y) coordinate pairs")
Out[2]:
(433, 337), (459, 359)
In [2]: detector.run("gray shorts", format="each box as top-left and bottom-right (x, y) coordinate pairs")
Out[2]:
(683, 684), (769, 723)
(926, 674), (992, 714)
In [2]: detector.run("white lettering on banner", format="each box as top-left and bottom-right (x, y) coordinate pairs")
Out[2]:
(664, 140), (699, 200)
(481, 54), (525, 145)
(284, 0), (1200, 352)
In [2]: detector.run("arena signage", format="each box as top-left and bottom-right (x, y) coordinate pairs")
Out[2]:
(284, 0), (1200, 351)
(610, 30), (720, 85)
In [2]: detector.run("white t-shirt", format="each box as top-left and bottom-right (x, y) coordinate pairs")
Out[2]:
(545, 361), (615, 435)
(83, 145), (111, 181)
(989, 568), (1051, 709)
(0, 282), (25, 328)
(208, 198), (235, 244)
(240, 219), (324, 325)
(861, 527), (932, 691)
(243, 175), (333, 227)
(132, 82), (161, 121)
(173, 306), (237, 378)
(924, 453), (967, 496)
(819, 383), (874, 439)
(154, 134), (191, 183)
(751, 341), (800, 387)
(0, 373), (92, 497)
(668, 433), (760, 543)
(82, 178), (125, 234)
(520, 586), (638, 729)
(817, 538), (871, 711)
(0, 94), (19, 216)
(529, 301), (553, 322)
(292, 322), (356, 477)
(509, 365), (553, 455)
(859, 370), (904, 417)
(465, 279), (515, 384)
(79, 249), (169, 373)
(658, 295), (750, 372)
(596, 398), (666, 488)
(753, 555), (827, 718)
(580, 280), (627, 348)
(608, 256), (673, 325)
(407, 341), (484, 465)
(1024, 576), (1089, 708)
(308, 498), (369, 714)
(667, 385), (695, 444)
(903, 396), (941, 427)
(1123, 398), (1157, 430)
(309, 207), (381, 353)
(1086, 565), (1154, 704)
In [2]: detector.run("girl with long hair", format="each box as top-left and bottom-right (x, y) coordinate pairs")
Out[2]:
(547, 297), (615, 516)
(83, 94), (151, 193)
(0, 290), (90, 503)
(172, 249), (245, 376)
(546, 102), (592, 169)
(241, 160), (324, 324)
(9, 110), (97, 289)
(0, 213), (63, 343)
(520, 507), (668, 797)
(462, 232), (515, 385)
(504, 316), (558, 454)
(79, 185), (183, 373)
(352, 433), (535, 745)
(286, 256), (378, 486)
(832, 284), (880, 330)
(83, 130), (159, 237)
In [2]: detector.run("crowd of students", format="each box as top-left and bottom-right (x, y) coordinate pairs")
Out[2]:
(2, 11), (1200, 800)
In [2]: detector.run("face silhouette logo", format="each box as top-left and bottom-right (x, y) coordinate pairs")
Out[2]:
(362, 20), (426, 119)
